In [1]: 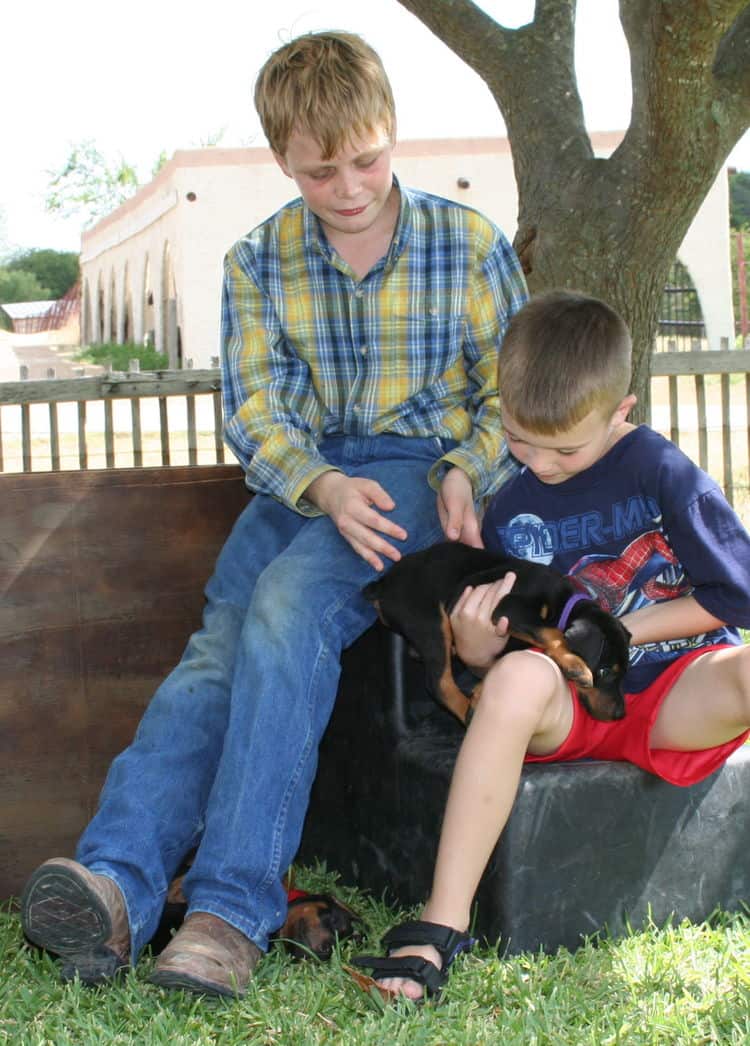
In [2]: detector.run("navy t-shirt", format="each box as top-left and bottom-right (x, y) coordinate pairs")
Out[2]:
(481, 426), (750, 692)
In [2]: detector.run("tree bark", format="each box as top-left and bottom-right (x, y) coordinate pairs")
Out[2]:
(396, 0), (750, 420)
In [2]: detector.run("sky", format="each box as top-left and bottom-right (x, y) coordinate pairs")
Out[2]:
(1, 0), (748, 256)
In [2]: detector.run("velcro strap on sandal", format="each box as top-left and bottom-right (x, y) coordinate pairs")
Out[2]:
(382, 920), (475, 967)
(350, 953), (445, 995)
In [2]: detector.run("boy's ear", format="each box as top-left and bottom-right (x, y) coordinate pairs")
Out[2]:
(612, 394), (637, 424)
(273, 151), (293, 179)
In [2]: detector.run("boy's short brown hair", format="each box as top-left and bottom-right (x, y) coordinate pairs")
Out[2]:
(254, 31), (396, 159)
(499, 290), (632, 433)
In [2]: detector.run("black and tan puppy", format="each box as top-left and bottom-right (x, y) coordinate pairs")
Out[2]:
(153, 863), (361, 961)
(363, 541), (631, 725)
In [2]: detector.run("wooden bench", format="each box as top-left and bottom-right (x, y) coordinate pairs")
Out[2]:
(0, 465), (249, 898)
(2, 465), (747, 955)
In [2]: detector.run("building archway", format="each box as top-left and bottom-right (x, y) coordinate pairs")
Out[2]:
(109, 269), (117, 343)
(81, 279), (91, 345)
(123, 262), (133, 343)
(161, 241), (180, 367)
(143, 257), (155, 347)
(96, 273), (105, 344)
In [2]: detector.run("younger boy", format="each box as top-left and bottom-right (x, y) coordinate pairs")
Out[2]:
(354, 291), (750, 1001)
(20, 31), (527, 997)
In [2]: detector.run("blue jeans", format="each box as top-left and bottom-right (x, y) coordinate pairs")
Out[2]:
(76, 435), (450, 956)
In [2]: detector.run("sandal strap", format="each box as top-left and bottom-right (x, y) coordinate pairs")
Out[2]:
(382, 920), (475, 968)
(350, 953), (445, 996)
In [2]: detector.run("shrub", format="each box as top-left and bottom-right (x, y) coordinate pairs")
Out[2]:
(77, 341), (169, 372)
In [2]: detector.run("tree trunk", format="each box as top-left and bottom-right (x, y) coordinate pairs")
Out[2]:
(396, 0), (750, 421)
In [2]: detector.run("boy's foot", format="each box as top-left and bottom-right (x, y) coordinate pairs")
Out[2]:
(20, 858), (130, 984)
(351, 919), (475, 1002)
(378, 942), (444, 1000)
(148, 912), (262, 998)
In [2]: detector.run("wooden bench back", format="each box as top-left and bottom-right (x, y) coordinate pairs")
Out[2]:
(0, 465), (248, 897)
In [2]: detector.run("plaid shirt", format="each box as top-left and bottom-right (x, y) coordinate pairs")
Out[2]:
(221, 179), (528, 514)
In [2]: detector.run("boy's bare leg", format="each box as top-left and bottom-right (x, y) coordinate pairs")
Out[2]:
(650, 644), (750, 751)
(378, 651), (574, 1000)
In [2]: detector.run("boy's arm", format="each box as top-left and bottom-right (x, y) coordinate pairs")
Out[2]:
(220, 249), (339, 514)
(624, 465), (750, 642)
(621, 596), (727, 646)
(429, 227), (528, 501)
(655, 477), (750, 631)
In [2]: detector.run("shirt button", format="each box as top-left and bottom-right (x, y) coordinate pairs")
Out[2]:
(360, 345), (368, 356)
(354, 288), (364, 298)
(353, 404), (361, 413)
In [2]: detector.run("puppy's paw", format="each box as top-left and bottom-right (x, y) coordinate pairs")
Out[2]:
(556, 650), (594, 688)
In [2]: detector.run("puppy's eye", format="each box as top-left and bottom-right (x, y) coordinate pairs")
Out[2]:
(596, 667), (615, 682)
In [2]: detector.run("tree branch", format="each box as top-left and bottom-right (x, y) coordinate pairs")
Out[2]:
(713, 4), (750, 103)
(618, 0), (749, 163)
(395, 0), (592, 174)
(394, 0), (514, 81)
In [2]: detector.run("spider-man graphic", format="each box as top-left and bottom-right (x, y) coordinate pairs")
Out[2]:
(569, 530), (692, 617)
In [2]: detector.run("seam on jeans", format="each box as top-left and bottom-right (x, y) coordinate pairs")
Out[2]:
(258, 587), (351, 930)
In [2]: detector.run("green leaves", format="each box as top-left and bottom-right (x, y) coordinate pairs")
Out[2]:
(45, 139), (140, 226)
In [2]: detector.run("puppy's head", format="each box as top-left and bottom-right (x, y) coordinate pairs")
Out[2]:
(563, 607), (631, 721)
(277, 894), (362, 961)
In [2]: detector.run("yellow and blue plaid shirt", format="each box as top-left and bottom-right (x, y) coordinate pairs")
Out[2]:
(221, 179), (528, 514)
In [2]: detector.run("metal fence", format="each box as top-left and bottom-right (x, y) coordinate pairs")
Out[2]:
(2, 353), (750, 512)
(656, 259), (706, 352)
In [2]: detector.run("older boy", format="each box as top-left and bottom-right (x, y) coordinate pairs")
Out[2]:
(355, 291), (750, 1001)
(20, 31), (527, 997)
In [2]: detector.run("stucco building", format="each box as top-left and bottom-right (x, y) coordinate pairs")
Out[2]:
(79, 134), (735, 369)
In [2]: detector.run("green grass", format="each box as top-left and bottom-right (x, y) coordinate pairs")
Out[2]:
(1, 866), (748, 1046)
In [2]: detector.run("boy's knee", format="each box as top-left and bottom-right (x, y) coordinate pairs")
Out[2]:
(251, 562), (300, 628)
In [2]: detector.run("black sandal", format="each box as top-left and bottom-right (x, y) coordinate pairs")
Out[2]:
(350, 919), (475, 1000)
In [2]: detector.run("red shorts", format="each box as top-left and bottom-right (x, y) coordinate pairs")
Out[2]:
(524, 645), (750, 786)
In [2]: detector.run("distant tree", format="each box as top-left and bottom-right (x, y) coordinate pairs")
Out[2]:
(730, 170), (750, 228)
(396, 0), (750, 417)
(152, 150), (170, 177)
(5, 249), (79, 300)
(0, 269), (51, 304)
(0, 206), (12, 261)
(46, 140), (139, 225)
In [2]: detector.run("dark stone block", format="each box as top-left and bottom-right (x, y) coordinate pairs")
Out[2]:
(300, 626), (750, 953)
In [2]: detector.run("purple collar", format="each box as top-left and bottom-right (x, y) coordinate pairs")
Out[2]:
(558, 592), (591, 631)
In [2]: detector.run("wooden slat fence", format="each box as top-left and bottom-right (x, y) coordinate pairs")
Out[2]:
(2, 352), (750, 512)
(0, 370), (227, 474)
(650, 349), (750, 509)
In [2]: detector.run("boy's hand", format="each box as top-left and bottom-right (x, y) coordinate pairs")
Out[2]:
(304, 471), (407, 572)
(438, 467), (482, 547)
(450, 572), (516, 673)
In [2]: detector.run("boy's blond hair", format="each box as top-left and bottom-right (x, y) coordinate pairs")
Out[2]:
(254, 31), (396, 159)
(499, 290), (632, 434)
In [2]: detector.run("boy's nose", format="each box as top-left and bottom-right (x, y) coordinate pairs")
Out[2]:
(527, 447), (552, 470)
(335, 170), (361, 198)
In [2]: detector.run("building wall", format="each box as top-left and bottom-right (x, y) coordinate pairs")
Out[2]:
(79, 135), (735, 368)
